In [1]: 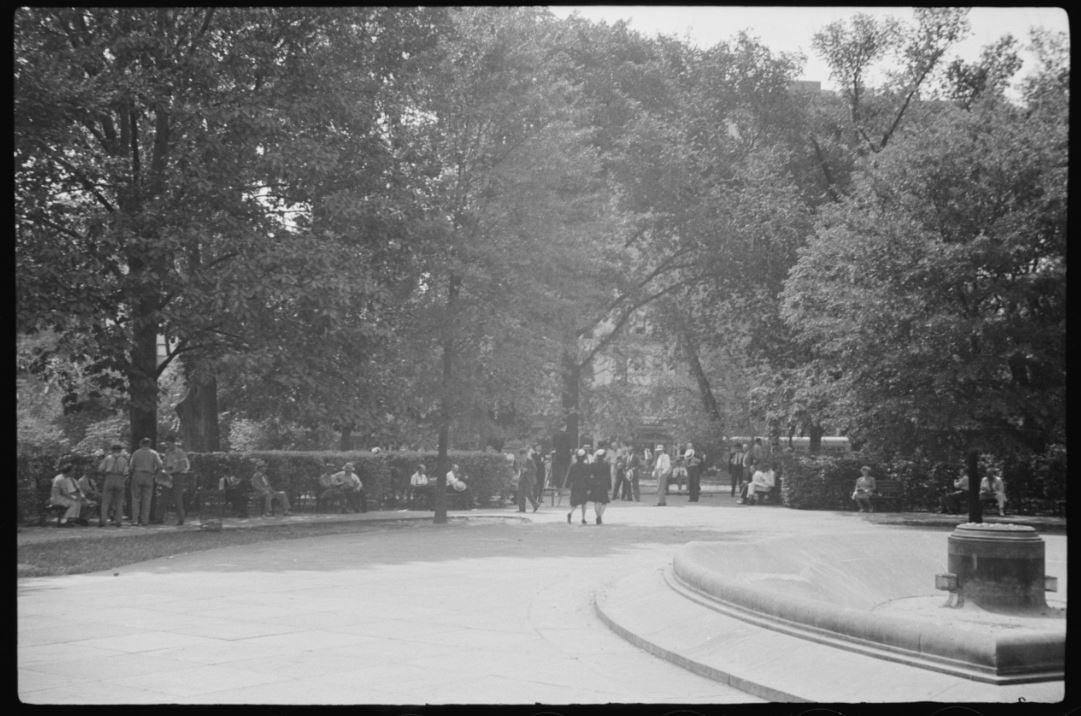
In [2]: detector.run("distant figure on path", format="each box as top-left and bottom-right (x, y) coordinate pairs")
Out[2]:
(590, 448), (612, 524)
(728, 442), (745, 498)
(684, 443), (703, 502)
(516, 449), (539, 513)
(653, 444), (671, 506)
(670, 456), (687, 495)
(565, 450), (591, 524)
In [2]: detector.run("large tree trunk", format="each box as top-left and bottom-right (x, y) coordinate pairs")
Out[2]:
(338, 424), (353, 452)
(128, 293), (159, 449)
(807, 422), (825, 455)
(561, 349), (580, 450)
(678, 323), (723, 427)
(176, 370), (220, 451)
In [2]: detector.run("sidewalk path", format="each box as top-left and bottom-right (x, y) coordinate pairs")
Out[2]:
(17, 497), (1066, 705)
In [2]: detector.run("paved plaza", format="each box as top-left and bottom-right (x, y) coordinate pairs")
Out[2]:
(16, 494), (1067, 705)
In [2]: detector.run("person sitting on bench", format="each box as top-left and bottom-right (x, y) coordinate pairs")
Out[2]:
(410, 463), (432, 510)
(742, 461), (775, 505)
(851, 465), (877, 513)
(446, 464), (473, 509)
(980, 474), (1007, 516)
(50, 463), (92, 526)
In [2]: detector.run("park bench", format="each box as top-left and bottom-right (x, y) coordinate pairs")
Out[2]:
(869, 479), (905, 512)
(41, 502), (68, 526)
(542, 486), (560, 506)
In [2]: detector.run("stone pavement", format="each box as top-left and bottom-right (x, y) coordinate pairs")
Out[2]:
(16, 493), (1068, 706)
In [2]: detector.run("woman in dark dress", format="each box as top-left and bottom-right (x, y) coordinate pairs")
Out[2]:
(566, 449), (591, 525)
(590, 448), (612, 524)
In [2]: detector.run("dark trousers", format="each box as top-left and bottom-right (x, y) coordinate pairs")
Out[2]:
(729, 467), (742, 496)
(688, 467), (701, 502)
(346, 488), (367, 513)
(517, 477), (538, 512)
(612, 472), (631, 500)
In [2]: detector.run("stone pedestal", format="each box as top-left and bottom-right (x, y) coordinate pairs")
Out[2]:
(948, 523), (1047, 610)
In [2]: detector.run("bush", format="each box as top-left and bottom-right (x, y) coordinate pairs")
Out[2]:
(779, 453), (866, 510)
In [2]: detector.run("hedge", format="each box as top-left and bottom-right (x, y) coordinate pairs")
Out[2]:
(17, 450), (514, 524)
(774, 447), (1065, 514)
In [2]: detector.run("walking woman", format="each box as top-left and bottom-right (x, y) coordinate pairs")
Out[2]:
(591, 448), (612, 524)
(566, 449), (591, 524)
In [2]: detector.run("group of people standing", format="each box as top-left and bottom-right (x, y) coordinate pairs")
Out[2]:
(48, 435), (192, 527)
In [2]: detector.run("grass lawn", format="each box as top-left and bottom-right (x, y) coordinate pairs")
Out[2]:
(16, 519), (431, 578)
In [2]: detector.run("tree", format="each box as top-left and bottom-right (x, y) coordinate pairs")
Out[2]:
(781, 95), (1065, 462)
(401, 7), (612, 521)
(15, 8), (445, 449)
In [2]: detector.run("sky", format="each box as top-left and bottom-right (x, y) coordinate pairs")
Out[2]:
(547, 6), (1069, 91)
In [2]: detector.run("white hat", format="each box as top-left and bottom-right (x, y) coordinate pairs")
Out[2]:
(595, 448), (606, 457)
(576, 448), (586, 457)
(655, 444), (664, 451)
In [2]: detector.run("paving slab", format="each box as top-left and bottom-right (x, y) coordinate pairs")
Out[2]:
(17, 498), (1068, 706)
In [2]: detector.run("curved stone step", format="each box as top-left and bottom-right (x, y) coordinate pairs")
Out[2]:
(593, 565), (1065, 703)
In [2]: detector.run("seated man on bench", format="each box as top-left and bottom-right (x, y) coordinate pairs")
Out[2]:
(445, 464), (473, 509)
(409, 463), (432, 510)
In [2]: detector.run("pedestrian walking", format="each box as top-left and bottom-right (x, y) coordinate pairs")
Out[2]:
(590, 448), (612, 524)
(565, 449), (591, 524)
(516, 448), (539, 513)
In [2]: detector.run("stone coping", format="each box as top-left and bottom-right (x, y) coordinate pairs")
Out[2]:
(672, 536), (1065, 683)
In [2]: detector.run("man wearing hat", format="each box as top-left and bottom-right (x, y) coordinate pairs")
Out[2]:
(97, 443), (130, 527)
(160, 435), (192, 525)
(333, 462), (367, 513)
(652, 444), (672, 506)
(129, 437), (163, 526)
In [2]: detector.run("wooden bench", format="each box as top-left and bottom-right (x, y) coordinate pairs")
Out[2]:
(869, 479), (905, 512)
